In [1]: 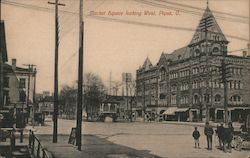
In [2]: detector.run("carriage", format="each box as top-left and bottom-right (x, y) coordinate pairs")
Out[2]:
(231, 114), (250, 151)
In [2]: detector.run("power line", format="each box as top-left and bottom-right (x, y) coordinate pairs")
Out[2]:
(155, 0), (248, 19)
(88, 15), (248, 41)
(2, 0), (77, 15)
(135, 0), (249, 24)
(3, 1), (248, 41)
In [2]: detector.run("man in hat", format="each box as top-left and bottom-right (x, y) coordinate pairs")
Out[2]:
(204, 122), (214, 150)
(216, 122), (224, 149)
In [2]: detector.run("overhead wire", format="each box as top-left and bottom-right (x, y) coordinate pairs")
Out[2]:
(134, 0), (248, 24)
(88, 15), (248, 41)
(155, 0), (248, 19)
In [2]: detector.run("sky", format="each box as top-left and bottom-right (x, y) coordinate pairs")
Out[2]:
(1, 0), (249, 93)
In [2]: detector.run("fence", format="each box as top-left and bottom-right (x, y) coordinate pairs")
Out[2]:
(29, 130), (51, 158)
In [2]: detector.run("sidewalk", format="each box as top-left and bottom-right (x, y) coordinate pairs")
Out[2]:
(37, 134), (160, 158)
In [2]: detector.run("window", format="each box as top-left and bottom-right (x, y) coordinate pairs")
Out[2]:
(204, 94), (210, 103)
(19, 91), (26, 102)
(192, 80), (199, 89)
(193, 95), (199, 104)
(3, 77), (9, 88)
(3, 90), (10, 104)
(230, 95), (242, 104)
(214, 94), (221, 103)
(181, 96), (189, 104)
(171, 94), (177, 105)
(160, 68), (166, 81)
(159, 93), (166, 99)
(171, 85), (177, 92)
(19, 78), (26, 88)
(213, 47), (219, 53)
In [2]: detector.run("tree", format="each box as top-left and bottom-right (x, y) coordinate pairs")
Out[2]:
(59, 73), (106, 121)
(59, 85), (77, 119)
(84, 73), (106, 120)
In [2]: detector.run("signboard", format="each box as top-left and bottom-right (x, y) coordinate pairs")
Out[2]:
(122, 73), (132, 83)
(68, 128), (76, 145)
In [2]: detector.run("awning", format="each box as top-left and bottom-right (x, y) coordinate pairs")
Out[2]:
(175, 108), (189, 112)
(163, 107), (178, 115)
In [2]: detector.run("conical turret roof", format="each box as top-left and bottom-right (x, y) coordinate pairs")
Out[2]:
(189, 6), (228, 45)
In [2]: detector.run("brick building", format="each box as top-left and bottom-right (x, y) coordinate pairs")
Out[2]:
(136, 6), (250, 122)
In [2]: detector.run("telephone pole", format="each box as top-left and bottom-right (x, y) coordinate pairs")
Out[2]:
(0, 0), (3, 108)
(200, 15), (213, 122)
(76, 0), (83, 151)
(23, 64), (36, 125)
(48, 0), (65, 143)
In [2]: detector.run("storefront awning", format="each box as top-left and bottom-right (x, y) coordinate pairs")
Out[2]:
(163, 107), (178, 115)
(175, 108), (189, 112)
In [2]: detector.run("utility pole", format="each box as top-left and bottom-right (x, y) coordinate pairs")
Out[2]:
(248, 0), (250, 56)
(126, 75), (128, 121)
(221, 59), (229, 124)
(76, 0), (83, 151)
(23, 64), (36, 125)
(200, 15), (213, 122)
(48, 0), (65, 143)
(33, 68), (37, 126)
(0, 0), (1, 20)
(109, 72), (112, 95)
(0, 0), (3, 109)
(143, 81), (145, 121)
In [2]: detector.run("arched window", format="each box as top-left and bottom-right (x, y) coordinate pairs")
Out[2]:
(214, 94), (221, 103)
(213, 47), (219, 53)
(230, 95), (242, 104)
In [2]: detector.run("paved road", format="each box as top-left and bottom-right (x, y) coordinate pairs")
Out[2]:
(33, 119), (249, 158)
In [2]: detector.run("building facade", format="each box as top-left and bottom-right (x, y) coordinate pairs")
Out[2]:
(2, 59), (36, 109)
(136, 6), (250, 122)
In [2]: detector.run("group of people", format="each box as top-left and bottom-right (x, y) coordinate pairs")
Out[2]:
(192, 122), (234, 153)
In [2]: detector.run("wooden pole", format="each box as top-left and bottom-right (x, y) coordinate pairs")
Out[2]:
(76, 0), (83, 151)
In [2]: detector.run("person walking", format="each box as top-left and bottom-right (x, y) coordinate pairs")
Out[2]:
(204, 122), (214, 150)
(192, 126), (200, 148)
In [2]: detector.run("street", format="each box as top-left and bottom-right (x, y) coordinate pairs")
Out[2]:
(33, 119), (250, 158)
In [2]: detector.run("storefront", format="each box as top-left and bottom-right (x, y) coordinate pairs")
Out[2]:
(215, 107), (250, 122)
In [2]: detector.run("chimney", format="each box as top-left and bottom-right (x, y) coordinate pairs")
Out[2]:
(12, 59), (16, 70)
(243, 51), (247, 57)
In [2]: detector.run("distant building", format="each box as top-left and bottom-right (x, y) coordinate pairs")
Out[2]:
(136, 6), (250, 122)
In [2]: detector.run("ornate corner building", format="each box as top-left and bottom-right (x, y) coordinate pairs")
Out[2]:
(136, 6), (250, 122)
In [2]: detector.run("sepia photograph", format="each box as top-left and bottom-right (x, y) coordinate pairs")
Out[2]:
(0, 0), (250, 157)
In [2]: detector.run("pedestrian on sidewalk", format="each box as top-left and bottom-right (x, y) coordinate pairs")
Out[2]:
(192, 126), (200, 148)
(204, 122), (214, 150)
